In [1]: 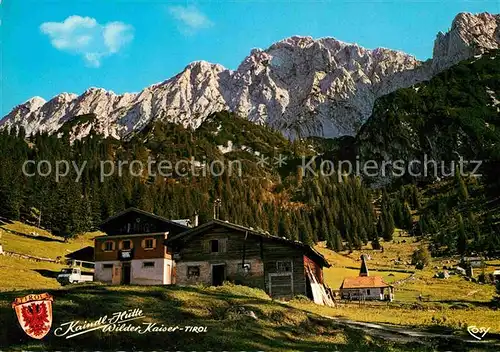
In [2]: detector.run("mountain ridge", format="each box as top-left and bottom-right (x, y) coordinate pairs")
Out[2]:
(1, 12), (498, 140)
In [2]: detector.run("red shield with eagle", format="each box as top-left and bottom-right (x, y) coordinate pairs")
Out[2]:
(12, 293), (53, 339)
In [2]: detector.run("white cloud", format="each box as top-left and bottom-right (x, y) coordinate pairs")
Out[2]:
(104, 22), (134, 53)
(168, 5), (213, 34)
(40, 15), (134, 67)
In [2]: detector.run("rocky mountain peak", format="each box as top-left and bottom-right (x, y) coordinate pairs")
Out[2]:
(83, 87), (112, 95)
(26, 96), (47, 108)
(185, 60), (226, 71)
(432, 12), (499, 71)
(2, 12), (499, 140)
(51, 92), (78, 104)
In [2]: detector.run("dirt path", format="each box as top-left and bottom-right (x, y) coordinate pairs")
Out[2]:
(322, 315), (500, 348)
(392, 272), (416, 286)
(466, 289), (479, 297)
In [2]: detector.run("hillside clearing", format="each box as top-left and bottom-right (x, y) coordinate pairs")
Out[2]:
(1, 284), (499, 351)
(0, 256), (65, 291)
(0, 220), (98, 260)
(316, 231), (497, 306)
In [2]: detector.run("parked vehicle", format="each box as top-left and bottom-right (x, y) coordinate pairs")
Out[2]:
(57, 267), (93, 285)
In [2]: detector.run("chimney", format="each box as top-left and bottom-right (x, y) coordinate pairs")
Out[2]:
(193, 212), (199, 227)
(359, 254), (369, 277)
(213, 199), (221, 220)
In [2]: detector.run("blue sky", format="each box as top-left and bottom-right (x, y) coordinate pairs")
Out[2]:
(1, 0), (499, 116)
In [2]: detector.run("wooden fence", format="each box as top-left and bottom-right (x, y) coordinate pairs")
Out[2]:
(3, 250), (59, 263)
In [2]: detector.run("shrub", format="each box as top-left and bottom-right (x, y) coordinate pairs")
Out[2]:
(478, 272), (492, 284)
(291, 295), (311, 303)
(411, 246), (431, 268)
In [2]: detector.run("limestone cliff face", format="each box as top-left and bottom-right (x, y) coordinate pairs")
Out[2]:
(432, 12), (499, 72)
(228, 37), (427, 138)
(1, 12), (498, 140)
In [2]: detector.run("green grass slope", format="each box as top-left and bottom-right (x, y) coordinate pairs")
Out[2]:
(0, 221), (97, 292)
(0, 283), (493, 352)
(0, 220), (97, 260)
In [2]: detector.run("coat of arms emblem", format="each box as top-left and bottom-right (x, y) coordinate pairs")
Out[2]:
(12, 293), (54, 339)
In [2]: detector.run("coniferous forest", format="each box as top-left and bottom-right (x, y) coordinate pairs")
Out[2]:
(1, 52), (499, 256)
(0, 112), (377, 251)
(356, 50), (500, 256)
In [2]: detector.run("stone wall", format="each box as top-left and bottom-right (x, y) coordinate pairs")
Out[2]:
(176, 258), (265, 288)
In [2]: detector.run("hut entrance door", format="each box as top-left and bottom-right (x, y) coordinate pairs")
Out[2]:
(122, 263), (131, 285)
(269, 273), (293, 297)
(212, 264), (226, 286)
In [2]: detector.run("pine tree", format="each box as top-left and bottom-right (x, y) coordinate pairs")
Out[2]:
(455, 167), (469, 201)
(299, 219), (313, 246)
(457, 214), (467, 254)
(393, 199), (404, 228)
(376, 216), (384, 238)
(382, 210), (395, 241)
(371, 236), (381, 250)
(410, 184), (421, 209)
(326, 232), (334, 251)
(332, 227), (343, 251)
(417, 216), (428, 236)
(402, 203), (413, 230)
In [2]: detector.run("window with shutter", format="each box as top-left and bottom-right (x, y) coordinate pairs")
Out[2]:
(203, 240), (210, 253)
(121, 240), (132, 250)
(103, 241), (114, 252)
(220, 238), (227, 253)
(144, 238), (155, 249)
(206, 239), (227, 253)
